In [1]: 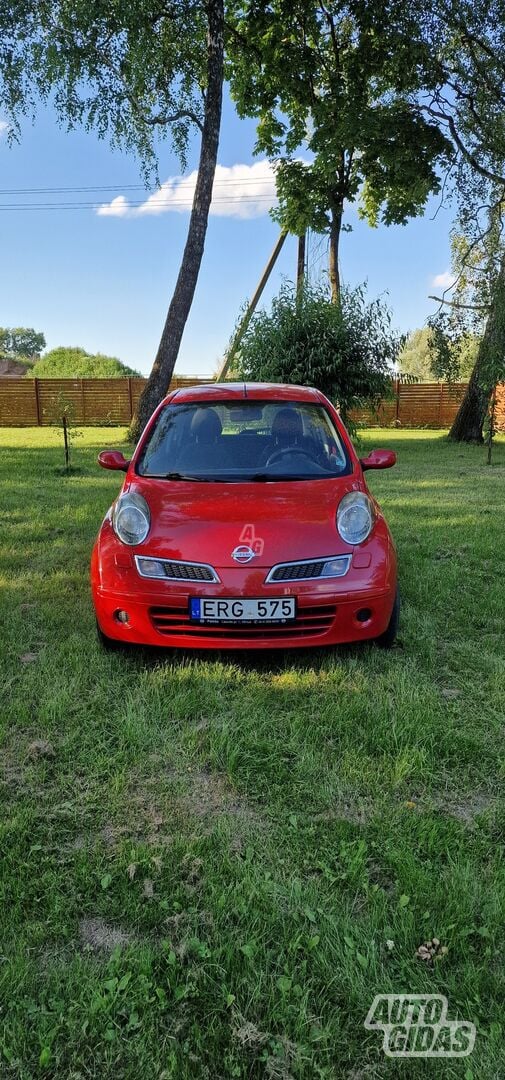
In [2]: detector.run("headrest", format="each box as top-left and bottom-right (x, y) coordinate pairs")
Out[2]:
(271, 408), (303, 440)
(190, 408), (222, 441)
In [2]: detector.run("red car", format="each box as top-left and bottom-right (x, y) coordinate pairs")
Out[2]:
(91, 383), (398, 650)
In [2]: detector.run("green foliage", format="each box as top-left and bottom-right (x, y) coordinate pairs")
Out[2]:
(235, 281), (400, 429)
(0, 326), (45, 359)
(28, 347), (140, 379)
(0, 1), (208, 179)
(413, 3), (505, 439)
(229, 2), (451, 257)
(399, 329), (435, 382)
(417, 1), (505, 196)
(399, 328), (479, 382)
(427, 317), (481, 383)
(428, 214), (504, 387)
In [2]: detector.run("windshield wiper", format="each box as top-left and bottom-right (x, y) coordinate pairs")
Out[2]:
(249, 473), (315, 482)
(164, 471), (215, 482)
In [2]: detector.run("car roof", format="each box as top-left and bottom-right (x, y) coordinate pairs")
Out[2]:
(167, 382), (323, 404)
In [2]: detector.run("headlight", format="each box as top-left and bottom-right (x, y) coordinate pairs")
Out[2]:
(337, 492), (374, 545)
(112, 492), (150, 546)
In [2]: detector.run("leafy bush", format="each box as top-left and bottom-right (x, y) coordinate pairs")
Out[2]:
(235, 282), (401, 429)
(27, 347), (140, 379)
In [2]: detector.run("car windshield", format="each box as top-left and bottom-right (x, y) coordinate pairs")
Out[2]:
(137, 400), (351, 481)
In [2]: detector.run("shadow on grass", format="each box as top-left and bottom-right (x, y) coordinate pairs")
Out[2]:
(106, 637), (390, 677)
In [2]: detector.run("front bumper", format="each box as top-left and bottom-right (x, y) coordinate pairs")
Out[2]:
(91, 528), (397, 650)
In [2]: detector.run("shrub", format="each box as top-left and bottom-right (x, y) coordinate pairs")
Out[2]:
(27, 347), (140, 379)
(235, 282), (401, 430)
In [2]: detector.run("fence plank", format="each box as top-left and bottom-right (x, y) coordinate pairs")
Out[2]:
(0, 377), (504, 430)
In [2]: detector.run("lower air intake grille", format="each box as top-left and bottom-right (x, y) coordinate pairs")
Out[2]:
(269, 561), (326, 581)
(150, 603), (337, 640)
(162, 562), (215, 582)
(135, 555), (217, 582)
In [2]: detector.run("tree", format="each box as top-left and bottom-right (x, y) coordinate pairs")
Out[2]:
(26, 347), (140, 379)
(428, 217), (505, 442)
(398, 330), (435, 382)
(0, 0), (224, 440)
(410, 0), (505, 440)
(426, 189), (505, 441)
(399, 327), (479, 382)
(228, 0), (451, 302)
(0, 327), (46, 360)
(133, 0), (224, 439)
(235, 281), (400, 433)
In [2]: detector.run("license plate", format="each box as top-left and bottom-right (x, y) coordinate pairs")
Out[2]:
(189, 597), (296, 624)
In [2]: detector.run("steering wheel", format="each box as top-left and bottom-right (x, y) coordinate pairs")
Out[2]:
(264, 446), (321, 468)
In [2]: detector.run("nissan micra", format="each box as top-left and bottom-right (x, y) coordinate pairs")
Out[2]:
(91, 383), (398, 650)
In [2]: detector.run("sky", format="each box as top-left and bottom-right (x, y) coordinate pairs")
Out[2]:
(0, 89), (455, 377)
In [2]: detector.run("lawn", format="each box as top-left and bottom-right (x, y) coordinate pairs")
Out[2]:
(1, 425), (504, 1079)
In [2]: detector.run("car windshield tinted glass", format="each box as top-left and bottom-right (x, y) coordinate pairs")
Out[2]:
(137, 400), (351, 481)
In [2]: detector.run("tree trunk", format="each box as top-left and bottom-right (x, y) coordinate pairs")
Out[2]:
(296, 232), (306, 298)
(129, 0), (224, 442)
(448, 363), (490, 442)
(329, 204), (343, 304)
(449, 250), (505, 442)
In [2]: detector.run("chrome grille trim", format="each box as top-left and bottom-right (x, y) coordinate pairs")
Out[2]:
(150, 603), (337, 639)
(265, 554), (351, 584)
(135, 556), (220, 583)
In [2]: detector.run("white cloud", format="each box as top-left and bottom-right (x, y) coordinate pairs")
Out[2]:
(432, 270), (455, 290)
(96, 161), (278, 220)
(96, 195), (131, 217)
(0, 120), (9, 139)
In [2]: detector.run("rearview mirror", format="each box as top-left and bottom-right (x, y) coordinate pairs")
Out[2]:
(360, 449), (396, 471)
(98, 450), (130, 472)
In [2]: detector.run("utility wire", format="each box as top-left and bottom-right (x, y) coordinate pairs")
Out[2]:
(0, 174), (276, 196)
(0, 196), (279, 211)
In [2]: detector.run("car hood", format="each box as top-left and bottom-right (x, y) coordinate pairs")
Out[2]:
(126, 475), (362, 567)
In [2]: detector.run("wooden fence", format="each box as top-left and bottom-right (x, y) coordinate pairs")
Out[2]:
(0, 376), (504, 430)
(0, 376), (207, 427)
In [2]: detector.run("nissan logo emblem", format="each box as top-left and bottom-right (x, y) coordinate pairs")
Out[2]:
(231, 545), (256, 564)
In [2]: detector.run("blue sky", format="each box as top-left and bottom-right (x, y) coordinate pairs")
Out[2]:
(0, 89), (454, 376)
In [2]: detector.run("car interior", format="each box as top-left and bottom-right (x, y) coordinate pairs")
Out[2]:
(138, 402), (349, 477)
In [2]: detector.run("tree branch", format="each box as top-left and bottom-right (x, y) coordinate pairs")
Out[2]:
(429, 295), (490, 311)
(421, 101), (505, 186)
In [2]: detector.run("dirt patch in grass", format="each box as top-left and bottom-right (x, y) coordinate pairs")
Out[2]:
(438, 791), (496, 825)
(111, 764), (266, 854)
(310, 799), (371, 826)
(181, 768), (258, 821)
(79, 917), (134, 953)
(180, 768), (266, 853)
(232, 1016), (299, 1079)
(0, 734), (47, 802)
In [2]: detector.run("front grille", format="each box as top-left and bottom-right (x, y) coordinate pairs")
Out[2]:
(266, 555), (351, 583)
(269, 561), (326, 581)
(150, 603), (337, 640)
(135, 556), (217, 582)
(162, 562), (215, 581)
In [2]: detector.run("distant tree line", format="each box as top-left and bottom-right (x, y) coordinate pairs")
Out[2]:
(0, 328), (139, 378)
(398, 328), (479, 383)
(0, 327), (46, 365)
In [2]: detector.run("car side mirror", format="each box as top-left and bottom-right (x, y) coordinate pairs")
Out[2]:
(98, 450), (130, 472)
(360, 449), (396, 471)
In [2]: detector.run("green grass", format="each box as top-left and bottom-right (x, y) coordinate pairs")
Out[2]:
(1, 425), (504, 1079)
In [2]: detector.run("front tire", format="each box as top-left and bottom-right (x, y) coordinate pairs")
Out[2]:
(375, 588), (400, 649)
(96, 618), (123, 651)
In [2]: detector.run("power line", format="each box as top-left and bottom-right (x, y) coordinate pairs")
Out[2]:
(0, 195), (279, 211)
(0, 174), (276, 196)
